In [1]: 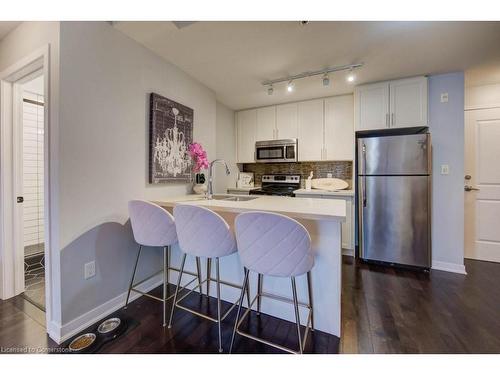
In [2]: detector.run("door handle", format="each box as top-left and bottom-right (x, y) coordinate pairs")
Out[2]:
(17, 196), (24, 203)
(464, 185), (480, 192)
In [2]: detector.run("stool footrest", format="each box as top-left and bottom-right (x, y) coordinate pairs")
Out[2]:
(174, 277), (242, 323)
(235, 292), (313, 354)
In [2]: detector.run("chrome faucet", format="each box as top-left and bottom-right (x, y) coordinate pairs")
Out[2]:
(207, 159), (231, 200)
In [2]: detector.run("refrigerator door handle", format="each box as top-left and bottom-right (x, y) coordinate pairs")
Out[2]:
(361, 142), (367, 207)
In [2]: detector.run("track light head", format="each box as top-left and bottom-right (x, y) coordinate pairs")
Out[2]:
(322, 73), (330, 87)
(267, 85), (274, 95)
(287, 81), (294, 92)
(346, 70), (355, 83)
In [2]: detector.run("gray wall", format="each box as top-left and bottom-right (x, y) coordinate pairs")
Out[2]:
(428, 72), (465, 269)
(58, 22), (218, 324)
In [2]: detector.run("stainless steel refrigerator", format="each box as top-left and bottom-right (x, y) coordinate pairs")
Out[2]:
(356, 127), (431, 269)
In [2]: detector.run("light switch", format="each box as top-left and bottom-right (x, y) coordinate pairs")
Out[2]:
(441, 93), (449, 103)
(441, 164), (450, 175)
(327, 173), (333, 178)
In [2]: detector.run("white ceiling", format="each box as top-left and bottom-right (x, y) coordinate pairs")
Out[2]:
(0, 21), (21, 41)
(115, 21), (500, 110)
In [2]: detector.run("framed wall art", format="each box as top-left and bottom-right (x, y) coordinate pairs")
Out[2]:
(149, 93), (193, 183)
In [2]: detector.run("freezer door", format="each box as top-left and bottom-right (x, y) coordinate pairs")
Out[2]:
(357, 133), (430, 175)
(358, 175), (431, 267)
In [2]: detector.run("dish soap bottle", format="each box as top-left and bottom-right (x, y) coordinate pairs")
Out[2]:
(305, 171), (313, 190)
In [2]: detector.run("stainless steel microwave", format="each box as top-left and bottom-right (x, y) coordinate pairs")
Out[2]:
(255, 139), (298, 163)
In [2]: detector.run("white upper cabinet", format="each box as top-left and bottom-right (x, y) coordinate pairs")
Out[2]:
(256, 106), (276, 141)
(298, 99), (324, 161)
(354, 82), (390, 131)
(389, 77), (428, 128)
(355, 76), (428, 131)
(236, 109), (257, 163)
(324, 95), (354, 161)
(276, 103), (298, 139)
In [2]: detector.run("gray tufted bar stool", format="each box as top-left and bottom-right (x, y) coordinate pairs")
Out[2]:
(230, 211), (315, 354)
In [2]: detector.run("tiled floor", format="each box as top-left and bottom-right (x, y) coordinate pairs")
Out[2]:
(23, 251), (46, 311)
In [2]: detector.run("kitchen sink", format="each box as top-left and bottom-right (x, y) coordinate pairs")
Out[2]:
(211, 195), (258, 202)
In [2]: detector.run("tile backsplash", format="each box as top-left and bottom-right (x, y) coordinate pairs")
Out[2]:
(242, 161), (353, 189)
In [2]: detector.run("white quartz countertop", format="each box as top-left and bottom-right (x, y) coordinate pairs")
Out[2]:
(294, 188), (354, 197)
(226, 186), (260, 192)
(154, 194), (346, 222)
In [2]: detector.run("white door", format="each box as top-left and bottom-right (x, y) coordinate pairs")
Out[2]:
(354, 82), (389, 131)
(236, 109), (257, 163)
(276, 103), (298, 139)
(297, 99), (324, 161)
(465, 107), (500, 262)
(256, 106), (276, 141)
(389, 76), (428, 128)
(324, 95), (354, 161)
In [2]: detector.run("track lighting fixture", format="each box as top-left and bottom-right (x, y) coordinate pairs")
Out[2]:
(261, 62), (363, 94)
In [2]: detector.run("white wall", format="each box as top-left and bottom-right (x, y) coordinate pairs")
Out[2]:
(58, 22), (217, 325)
(0, 21), (62, 327)
(428, 72), (466, 273)
(214, 101), (237, 193)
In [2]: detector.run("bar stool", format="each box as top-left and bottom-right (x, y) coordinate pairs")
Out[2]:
(126, 200), (203, 326)
(168, 204), (249, 353)
(230, 211), (314, 354)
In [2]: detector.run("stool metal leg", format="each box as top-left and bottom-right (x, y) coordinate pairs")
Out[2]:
(162, 246), (168, 327)
(229, 268), (250, 353)
(168, 253), (187, 328)
(246, 274), (251, 308)
(124, 245), (142, 309)
(206, 258), (211, 296)
(306, 271), (314, 331)
(291, 277), (303, 354)
(196, 257), (203, 294)
(257, 274), (263, 315)
(216, 257), (223, 353)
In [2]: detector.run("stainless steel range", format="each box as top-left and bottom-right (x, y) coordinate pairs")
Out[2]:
(249, 174), (301, 197)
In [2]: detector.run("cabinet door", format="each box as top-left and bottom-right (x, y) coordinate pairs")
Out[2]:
(354, 82), (390, 131)
(298, 99), (324, 161)
(256, 106), (276, 141)
(324, 95), (354, 161)
(236, 109), (257, 163)
(389, 76), (428, 128)
(276, 103), (298, 139)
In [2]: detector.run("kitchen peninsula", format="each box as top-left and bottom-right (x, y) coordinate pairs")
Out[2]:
(155, 194), (346, 337)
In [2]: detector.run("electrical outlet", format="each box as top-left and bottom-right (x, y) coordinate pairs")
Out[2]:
(441, 164), (450, 175)
(441, 92), (449, 103)
(327, 173), (333, 178)
(84, 261), (96, 280)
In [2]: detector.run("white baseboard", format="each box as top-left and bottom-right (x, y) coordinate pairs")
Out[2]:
(432, 261), (467, 275)
(47, 274), (163, 344)
(342, 248), (354, 257)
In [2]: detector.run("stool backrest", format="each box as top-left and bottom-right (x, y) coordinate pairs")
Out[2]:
(235, 211), (313, 277)
(173, 204), (236, 258)
(128, 200), (177, 247)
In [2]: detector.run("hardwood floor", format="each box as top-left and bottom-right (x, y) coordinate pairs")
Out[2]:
(341, 256), (500, 353)
(1, 256), (500, 354)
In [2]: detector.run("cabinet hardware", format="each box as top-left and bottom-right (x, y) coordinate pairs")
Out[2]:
(17, 196), (24, 203)
(386, 113), (389, 127)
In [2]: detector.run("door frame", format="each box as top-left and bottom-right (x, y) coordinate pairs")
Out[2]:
(0, 45), (52, 320)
